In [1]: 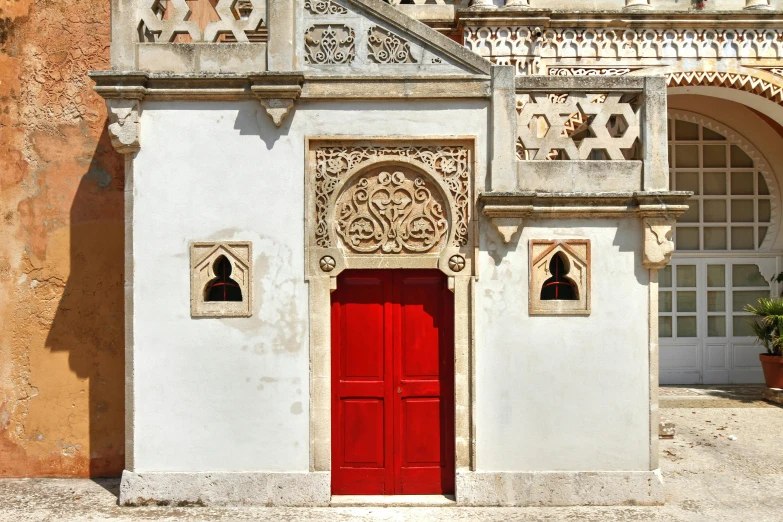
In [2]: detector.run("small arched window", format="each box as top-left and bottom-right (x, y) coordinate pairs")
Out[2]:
(205, 256), (243, 302)
(540, 253), (578, 301)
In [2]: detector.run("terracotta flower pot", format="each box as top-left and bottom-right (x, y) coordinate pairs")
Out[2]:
(759, 354), (783, 389)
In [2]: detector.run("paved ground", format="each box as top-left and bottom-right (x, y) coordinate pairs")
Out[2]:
(2, 386), (782, 521)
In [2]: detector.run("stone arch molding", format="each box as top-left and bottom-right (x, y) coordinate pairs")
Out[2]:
(306, 140), (474, 280)
(668, 109), (780, 252)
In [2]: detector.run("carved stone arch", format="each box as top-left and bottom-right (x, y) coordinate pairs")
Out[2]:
(668, 109), (780, 252)
(307, 142), (474, 280)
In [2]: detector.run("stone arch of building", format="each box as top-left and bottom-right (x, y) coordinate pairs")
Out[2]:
(668, 109), (781, 253)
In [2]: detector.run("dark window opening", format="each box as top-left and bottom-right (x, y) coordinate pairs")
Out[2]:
(205, 256), (243, 302)
(540, 253), (578, 301)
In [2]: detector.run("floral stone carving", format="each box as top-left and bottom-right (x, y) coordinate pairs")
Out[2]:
(313, 146), (470, 250)
(335, 169), (448, 254)
(367, 26), (417, 64)
(304, 0), (348, 15)
(305, 25), (355, 65)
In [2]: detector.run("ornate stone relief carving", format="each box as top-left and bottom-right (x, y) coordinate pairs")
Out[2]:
(548, 67), (640, 77)
(335, 169), (448, 254)
(106, 99), (141, 154)
(367, 26), (417, 64)
(138, 0), (265, 43)
(642, 218), (675, 270)
(304, 25), (356, 64)
(190, 241), (253, 318)
(313, 146), (470, 251)
(516, 92), (640, 160)
(304, 0), (348, 15)
(529, 240), (591, 316)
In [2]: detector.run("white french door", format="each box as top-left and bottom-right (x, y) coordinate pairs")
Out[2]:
(659, 257), (778, 384)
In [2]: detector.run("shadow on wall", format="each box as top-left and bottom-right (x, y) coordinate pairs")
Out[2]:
(44, 125), (125, 477)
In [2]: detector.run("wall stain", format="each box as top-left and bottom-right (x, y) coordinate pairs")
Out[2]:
(0, 0), (124, 477)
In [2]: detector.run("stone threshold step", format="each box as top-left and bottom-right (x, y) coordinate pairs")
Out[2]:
(330, 495), (456, 507)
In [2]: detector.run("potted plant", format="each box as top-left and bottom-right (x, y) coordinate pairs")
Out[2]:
(745, 297), (783, 388)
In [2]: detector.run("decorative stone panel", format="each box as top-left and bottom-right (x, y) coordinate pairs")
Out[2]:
(304, 24), (356, 64)
(529, 240), (590, 316)
(335, 167), (447, 253)
(313, 145), (470, 251)
(367, 26), (416, 64)
(190, 242), (253, 318)
(138, 0), (266, 43)
(516, 92), (641, 160)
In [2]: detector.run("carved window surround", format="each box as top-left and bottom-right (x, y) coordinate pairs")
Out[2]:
(529, 240), (591, 316)
(305, 138), (476, 475)
(190, 242), (254, 318)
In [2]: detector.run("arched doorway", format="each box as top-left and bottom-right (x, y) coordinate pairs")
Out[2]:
(660, 111), (780, 384)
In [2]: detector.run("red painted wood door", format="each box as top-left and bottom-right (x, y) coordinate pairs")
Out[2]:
(331, 270), (454, 495)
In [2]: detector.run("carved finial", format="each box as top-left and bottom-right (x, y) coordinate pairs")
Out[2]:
(643, 217), (675, 270)
(106, 99), (140, 154)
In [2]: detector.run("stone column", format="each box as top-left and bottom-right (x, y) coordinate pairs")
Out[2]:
(624, 0), (652, 9)
(106, 98), (141, 471)
(505, 0), (530, 6)
(490, 65), (517, 192)
(745, 0), (771, 9)
(470, 0), (497, 7)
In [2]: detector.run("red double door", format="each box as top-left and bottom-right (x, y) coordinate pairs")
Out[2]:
(331, 270), (455, 495)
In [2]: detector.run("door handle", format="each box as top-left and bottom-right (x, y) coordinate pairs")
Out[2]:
(397, 387), (402, 394)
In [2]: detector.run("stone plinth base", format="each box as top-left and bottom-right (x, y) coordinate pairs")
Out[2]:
(455, 470), (665, 506)
(119, 470), (330, 506)
(762, 387), (783, 406)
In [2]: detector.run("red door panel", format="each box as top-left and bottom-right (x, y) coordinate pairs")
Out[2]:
(331, 270), (454, 495)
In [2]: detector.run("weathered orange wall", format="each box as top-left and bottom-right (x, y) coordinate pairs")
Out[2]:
(0, 0), (124, 476)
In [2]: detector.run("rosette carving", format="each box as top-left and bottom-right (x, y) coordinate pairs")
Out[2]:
(335, 170), (447, 254)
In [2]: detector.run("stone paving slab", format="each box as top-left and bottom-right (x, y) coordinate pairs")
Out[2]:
(659, 385), (775, 408)
(2, 406), (783, 521)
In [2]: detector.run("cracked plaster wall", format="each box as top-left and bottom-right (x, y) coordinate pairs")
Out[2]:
(0, 0), (124, 476)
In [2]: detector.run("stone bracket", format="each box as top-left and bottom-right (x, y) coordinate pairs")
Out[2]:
(106, 99), (141, 155)
(482, 205), (532, 244)
(249, 73), (304, 127)
(641, 217), (675, 270)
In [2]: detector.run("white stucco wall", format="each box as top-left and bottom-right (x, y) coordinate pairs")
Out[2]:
(475, 219), (651, 471)
(131, 99), (488, 472)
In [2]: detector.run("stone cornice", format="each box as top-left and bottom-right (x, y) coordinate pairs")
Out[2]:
(480, 191), (691, 219)
(89, 71), (491, 101)
(457, 8), (783, 28)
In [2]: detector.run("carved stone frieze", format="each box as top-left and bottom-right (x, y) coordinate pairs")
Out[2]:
(106, 99), (141, 154)
(367, 26), (417, 64)
(548, 67), (640, 77)
(335, 169), (448, 254)
(642, 218), (675, 270)
(304, 0), (348, 15)
(304, 25), (356, 64)
(667, 71), (783, 105)
(464, 26), (783, 67)
(313, 146), (470, 251)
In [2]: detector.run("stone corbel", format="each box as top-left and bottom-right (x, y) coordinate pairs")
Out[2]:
(642, 217), (675, 270)
(249, 73), (304, 127)
(483, 204), (533, 244)
(744, 0), (771, 9)
(106, 99), (141, 155)
(624, 0), (652, 9)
